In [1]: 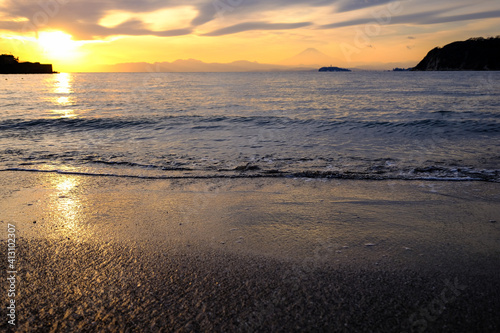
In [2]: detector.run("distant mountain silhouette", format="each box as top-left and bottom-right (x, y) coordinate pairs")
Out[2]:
(282, 48), (336, 67)
(96, 59), (315, 72)
(413, 37), (500, 71)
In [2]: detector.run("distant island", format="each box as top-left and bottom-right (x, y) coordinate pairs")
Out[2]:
(412, 36), (500, 71)
(318, 66), (351, 72)
(0, 54), (56, 74)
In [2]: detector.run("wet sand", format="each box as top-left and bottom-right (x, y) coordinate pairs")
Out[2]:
(1, 171), (499, 332)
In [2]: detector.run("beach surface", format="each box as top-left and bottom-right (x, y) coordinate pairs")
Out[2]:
(1, 171), (499, 332)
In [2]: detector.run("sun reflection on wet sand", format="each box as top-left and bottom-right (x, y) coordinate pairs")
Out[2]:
(46, 174), (88, 239)
(51, 73), (76, 118)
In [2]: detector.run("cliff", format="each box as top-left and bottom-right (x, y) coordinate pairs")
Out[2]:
(0, 54), (55, 74)
(412, 37), (500, 71)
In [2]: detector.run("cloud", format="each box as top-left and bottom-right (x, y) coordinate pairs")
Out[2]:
(1, 0), (499, 41)
(320, 9), (448, 29)
(0, 0), (334, 39)
(335, 0), (397, 13)
(63, 23), (192, 40)
(203, 21), (313, 36)
(418, 10), (500, 25)
(191, 0), (337, 26)
(1, 0), (193, 38)
(320, 8), (500, 29)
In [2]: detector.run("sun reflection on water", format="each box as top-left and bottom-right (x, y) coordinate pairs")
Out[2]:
(51, 73), (76, 118)
(57, 96), (71, 105)
(54, 73), (72, 94)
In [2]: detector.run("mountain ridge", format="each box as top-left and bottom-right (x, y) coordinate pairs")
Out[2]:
(95, 48), (339, 72)
(95, 58), (317, 72)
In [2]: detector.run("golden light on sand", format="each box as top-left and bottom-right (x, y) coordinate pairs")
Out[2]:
(50, 175), (85, 237)
(37, 31), (80, 61)
(56, 177), (77, 192)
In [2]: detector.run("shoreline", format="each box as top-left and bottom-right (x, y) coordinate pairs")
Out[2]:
(1, 171), (499, 331)
(2, 167), (498, 183)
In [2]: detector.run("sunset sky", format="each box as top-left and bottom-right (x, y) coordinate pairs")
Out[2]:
(1, 0), (499, 72)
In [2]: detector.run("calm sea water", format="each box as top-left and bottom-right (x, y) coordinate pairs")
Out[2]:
(1, 71), (499, 181)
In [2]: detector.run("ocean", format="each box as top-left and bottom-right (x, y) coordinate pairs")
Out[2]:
(1, 71), (499, 181)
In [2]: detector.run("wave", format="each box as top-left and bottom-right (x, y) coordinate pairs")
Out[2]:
(2, 165), (498, 182)
(0, 117), (158, 131)
(1, 115), (498, 135)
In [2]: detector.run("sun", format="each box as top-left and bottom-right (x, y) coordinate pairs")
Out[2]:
(37, 31), (80, 61)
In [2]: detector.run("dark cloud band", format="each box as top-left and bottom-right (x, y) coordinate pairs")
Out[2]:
(203, 22), (312, 37)
(320, 9), (500, 29)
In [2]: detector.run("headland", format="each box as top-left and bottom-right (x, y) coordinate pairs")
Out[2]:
(0, 54), (56, 74)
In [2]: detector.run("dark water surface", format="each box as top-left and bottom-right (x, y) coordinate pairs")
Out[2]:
(1, 71), (499, 181)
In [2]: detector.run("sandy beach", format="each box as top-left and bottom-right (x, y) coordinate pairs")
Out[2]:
(1, 170), (499, 332)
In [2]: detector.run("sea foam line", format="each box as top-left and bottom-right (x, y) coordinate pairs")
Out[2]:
(0, 168), (277, 180)
(0, 168), (495, 182)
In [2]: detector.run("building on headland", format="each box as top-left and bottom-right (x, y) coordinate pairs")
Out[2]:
(0, 54), (56, 74)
